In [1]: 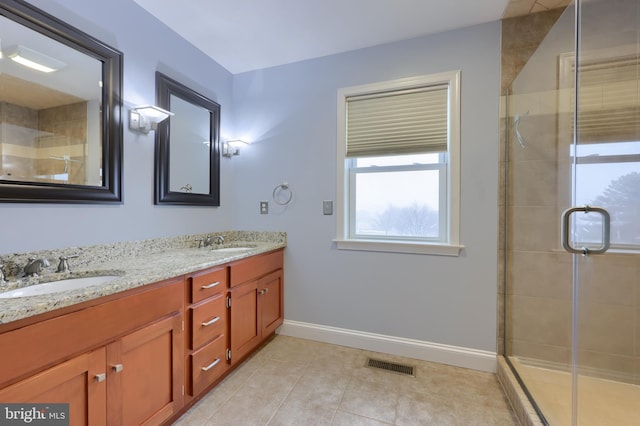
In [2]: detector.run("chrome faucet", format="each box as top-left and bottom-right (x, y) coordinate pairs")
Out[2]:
(0, 262), (7, 285)
(195, 235), (224, 248)
(24, 257), (50, 276)
(195, 235), (214, 248)
(57, 255), (79, 273)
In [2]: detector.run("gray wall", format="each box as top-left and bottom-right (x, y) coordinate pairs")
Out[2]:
(4, 0), (235, 253)
(5, 1), (501, 354)
(231, 22), (501, 351)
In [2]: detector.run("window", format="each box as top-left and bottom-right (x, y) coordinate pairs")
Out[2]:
(560, 50), (640, 251)
(336, 71), (462, 256)
(572, 142), (640, 250)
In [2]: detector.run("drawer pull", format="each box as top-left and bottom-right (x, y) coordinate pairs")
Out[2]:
(112, 364), (124, 373)
(202, 316), (221, 327)
(201, 281), (221, 290)
(95, 373), (106, 382)
(259, 288), (269, 295)
(201, 358), (221, 371)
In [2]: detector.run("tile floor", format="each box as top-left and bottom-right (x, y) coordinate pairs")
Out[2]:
(174, 335), (518, 425)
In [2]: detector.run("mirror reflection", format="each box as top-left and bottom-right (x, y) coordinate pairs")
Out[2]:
(169, 94), (211, 194)
(0, 14), (104, 186)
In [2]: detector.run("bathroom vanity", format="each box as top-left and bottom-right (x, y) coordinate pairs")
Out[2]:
(0, 231), (285, 425)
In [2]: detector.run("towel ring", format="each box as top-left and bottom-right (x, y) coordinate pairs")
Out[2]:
(272, 182), (293, 205)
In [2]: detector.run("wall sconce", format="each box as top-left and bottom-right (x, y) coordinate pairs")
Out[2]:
(6, 45), (66, 73)
(129, 105), (174, 133)
(222, 139), (248, 157)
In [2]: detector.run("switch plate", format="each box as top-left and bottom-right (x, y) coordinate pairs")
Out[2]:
(260, 201), (269, 214)
(323, 200), (333, 215)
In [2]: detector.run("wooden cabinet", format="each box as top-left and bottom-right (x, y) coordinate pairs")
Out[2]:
(106, 314), (183, 426)
(185, 267), (229, 396)
(229, 279), (260, 362)
(258, 269), (284, 337)
(0, 349), (107, 426)
(0, 278), (184, 426)
(0, 248), (285, 425)
(228, 250), (284, 365)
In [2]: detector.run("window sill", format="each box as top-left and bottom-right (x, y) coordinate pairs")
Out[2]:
(334, 239), (464, 256)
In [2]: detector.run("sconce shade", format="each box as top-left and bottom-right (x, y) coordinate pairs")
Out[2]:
(222, 139), (248, 157)
(129, 105), (174, 133)
(7, 45), (66, 73)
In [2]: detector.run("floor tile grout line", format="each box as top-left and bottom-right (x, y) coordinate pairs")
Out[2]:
(199, 357), (269, 424)
(327, 407), (339, 426)
(331, 374), (351, 423)
(391, 384), (400, 426)
(264, 366), (306, 425)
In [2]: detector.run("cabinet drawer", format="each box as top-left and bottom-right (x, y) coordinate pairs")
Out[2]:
(230, 250), (283, 287)
(191, 294), (226, 350)
(190, 334), (227, 395)
(189, 267), (227, 303)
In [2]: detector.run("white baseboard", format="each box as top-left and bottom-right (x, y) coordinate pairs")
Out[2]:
(277, 320), (497, 373)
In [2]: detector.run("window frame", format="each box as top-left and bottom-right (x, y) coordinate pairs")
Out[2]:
(335, 71), (463, 256)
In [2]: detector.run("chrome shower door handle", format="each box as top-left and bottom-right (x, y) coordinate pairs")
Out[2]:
(561, 205), (610, 255)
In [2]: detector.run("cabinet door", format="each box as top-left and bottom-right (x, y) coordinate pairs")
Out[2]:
(0, 349), (106, 426)
(106, 313), (183, 426)
(258, 269), (283, 337)
(229, 279), (260, 363)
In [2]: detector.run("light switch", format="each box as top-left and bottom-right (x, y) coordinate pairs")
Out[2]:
(323, 200), (333, 215)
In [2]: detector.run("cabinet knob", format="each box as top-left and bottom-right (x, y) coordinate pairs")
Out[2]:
(112, 364), (124, 373)
(95, 373), (106, 382)
(259, 288), (269, 295)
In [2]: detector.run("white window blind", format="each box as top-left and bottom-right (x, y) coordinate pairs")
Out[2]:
(346, 85), (448, 157)
(574, 56), (640, 143)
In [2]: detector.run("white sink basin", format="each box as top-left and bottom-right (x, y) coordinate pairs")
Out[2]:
(214, 247), (254, 253)
(0, 275), (121, 299)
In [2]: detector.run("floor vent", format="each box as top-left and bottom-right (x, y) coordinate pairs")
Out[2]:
(365, 358), (415, 377)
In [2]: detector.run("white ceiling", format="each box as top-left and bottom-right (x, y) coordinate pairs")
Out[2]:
(133, 0), (510, 74)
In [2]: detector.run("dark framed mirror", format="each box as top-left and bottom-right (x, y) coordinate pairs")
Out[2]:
(0, 0), (123, 203)
(155, 72), (220, 206)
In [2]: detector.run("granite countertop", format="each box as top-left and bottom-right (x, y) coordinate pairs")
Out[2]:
(0, 231), (286, 325)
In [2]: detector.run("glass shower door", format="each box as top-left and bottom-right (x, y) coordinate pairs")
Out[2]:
(571, 0), (640, 424)
(505, 1), (640, 424)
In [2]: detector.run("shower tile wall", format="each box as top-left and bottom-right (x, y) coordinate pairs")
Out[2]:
(503, 0), (572, 18)
(0, 101), (87, 183)
(499, 8), (568, 358)
(0, 102), (39, 178)
(501, 5), (640, 384)
(38, 102), (87, 183)
(505, 94), (574, 367)
(577, 256), (639, 380)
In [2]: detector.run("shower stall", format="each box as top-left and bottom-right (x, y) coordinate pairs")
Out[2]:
(503, 0), (640, 424)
